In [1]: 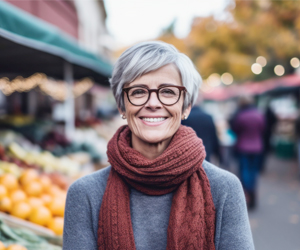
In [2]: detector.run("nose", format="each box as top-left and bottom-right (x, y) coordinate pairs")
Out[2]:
(145, 91), (162, 109)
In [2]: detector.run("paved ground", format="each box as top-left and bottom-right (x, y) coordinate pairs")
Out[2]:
(247, 155), (300, 250)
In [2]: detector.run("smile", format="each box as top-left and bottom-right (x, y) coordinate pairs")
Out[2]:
(141, 117), (166, 123)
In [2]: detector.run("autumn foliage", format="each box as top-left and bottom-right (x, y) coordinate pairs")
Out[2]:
(158, 0), (300, 82)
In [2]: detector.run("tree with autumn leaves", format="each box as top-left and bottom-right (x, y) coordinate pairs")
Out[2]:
(158, 0), (300, 83)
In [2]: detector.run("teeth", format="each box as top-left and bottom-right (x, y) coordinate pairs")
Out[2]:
(142, 117), (166, 123)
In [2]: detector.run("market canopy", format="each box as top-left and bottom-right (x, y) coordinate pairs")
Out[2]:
(203, 74), (300, 101)
(0, 0), (112, 85)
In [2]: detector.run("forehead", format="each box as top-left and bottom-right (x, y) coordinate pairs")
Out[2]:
(128, 64), (182, 87)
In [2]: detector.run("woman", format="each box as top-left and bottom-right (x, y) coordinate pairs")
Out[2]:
(63, 41), (254, 250)
(230, 95), (265, 209)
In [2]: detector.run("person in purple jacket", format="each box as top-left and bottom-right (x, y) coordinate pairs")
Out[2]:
(231, 95), (265, 209)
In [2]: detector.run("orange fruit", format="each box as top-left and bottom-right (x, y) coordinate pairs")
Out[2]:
(46, 185), (63, 196)
(29, 206), (52, 226)
(28, 197), (44, 209)
(0, 184), (7, 199)
(19, 169), (39, 186)
(0, 196), (12, 212)
(10, 189), (27, 204)
(6, 244), (27, 250)
(57, 190), (67, 200)
(23, 181), (43, 197)
(39, 175), (52, 192)
(0, 241), (5, 250)
(40, 194), (52, 207)
(10, 201), (31, 220)
(48, 197), (65, 217)
(48, 217), (64, 235)
(0, 174), (18, 191)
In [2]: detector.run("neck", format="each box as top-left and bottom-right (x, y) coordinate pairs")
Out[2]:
(131, 136), (171, 160)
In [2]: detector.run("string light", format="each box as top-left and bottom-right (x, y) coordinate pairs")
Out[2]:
(207, 73), (221, 87)
(274, 65), (285, 76)
(251, 63), (262, 75)
(256, 56), (267, 67)
(0, 73), (94, 101)
(0, 73), (45, 96)
(221, 73), (233, 85)
(290, 57), (300, 68)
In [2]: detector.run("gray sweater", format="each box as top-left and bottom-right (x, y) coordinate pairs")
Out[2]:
(63, 161), (255, 250)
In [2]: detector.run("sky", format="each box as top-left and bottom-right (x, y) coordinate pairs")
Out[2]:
(104, 0), (230, 48)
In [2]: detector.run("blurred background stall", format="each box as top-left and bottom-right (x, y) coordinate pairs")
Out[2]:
(0, 1), (118, 248)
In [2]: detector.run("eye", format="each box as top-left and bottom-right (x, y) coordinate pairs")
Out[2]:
(130, 88), (148, 97)
(160, 88), (177, 96)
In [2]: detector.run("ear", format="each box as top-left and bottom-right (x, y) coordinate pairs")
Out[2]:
(182, 104), (192, 120)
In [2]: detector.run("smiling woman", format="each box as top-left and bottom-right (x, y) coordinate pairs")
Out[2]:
(62, 41), (255, 250)
(121, 64), (191, 158)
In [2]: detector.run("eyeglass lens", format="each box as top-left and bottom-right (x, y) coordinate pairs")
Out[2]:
(127, 87), (181, 105)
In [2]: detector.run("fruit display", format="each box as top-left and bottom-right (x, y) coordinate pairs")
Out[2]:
(0, 127), (103, 165)
(0, 219), (61, 250)
(0, 161), (22, 178)
(6, 143), (80, 177)
(0, 169), (66, 236)
(0, 122), (111, 170)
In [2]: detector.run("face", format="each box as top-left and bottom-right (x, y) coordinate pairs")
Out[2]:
(121, 64), (191, 147)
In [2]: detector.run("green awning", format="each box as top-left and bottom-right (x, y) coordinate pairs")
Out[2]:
(0, 0), (112, 84)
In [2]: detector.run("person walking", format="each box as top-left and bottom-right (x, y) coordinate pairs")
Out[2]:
(182, 105), (220, 162)
(63, 41), (254, 250)
(231, 95), (265, 209)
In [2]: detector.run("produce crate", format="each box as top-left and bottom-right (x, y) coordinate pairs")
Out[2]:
(0, 212), (62, 246)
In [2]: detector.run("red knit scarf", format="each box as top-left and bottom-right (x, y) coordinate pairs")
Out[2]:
(97, 125), (216, 250)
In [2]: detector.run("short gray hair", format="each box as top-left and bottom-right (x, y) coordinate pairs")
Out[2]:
(110, 41), (202, 112)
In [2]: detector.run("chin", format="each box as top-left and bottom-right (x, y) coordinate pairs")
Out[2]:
(141, 132), (170, 144)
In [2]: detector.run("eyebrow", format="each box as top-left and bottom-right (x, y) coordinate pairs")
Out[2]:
(128, 83), (180, 88)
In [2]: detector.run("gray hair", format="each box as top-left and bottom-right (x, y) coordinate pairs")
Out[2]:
(110, 41), (202, 112)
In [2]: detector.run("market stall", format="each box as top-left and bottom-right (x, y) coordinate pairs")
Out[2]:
(0, 0), (112, 138)
(0, 1), (113, 248)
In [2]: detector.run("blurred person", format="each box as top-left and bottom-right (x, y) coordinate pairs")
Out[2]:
(230, 95), (265, 209)
(181, 98), (221, 162)
(63, 41), (254, 250)
(261, 102), (277, 172)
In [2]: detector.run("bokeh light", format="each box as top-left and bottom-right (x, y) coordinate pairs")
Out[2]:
(200, 80), (214, 93)
(274, 65), (285, 76)
(221, 72), (233, 85)
(207, 73), (221, 87)
(251, 63), (262, 75)
(290, 57), (300, 68)
(256, 56), (267, 67)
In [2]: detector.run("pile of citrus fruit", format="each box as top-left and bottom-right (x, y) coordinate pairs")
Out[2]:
(0, 241), (27, 250)
(0, 169), (65, 235)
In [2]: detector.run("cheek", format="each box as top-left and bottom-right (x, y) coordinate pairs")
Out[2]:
(124, 104), (141, 131)
(166, 105), (183, 129)
(172, 100), (184, 119)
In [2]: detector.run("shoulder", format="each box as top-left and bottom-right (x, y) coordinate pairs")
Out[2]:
(202, 161), (243, 205)
(203, 160), (240, 189)
(67, 166), (111, 197)
(203, 161), (254, 249)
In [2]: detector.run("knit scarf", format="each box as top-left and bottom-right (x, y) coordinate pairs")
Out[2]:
(97, 125), (216, 250)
